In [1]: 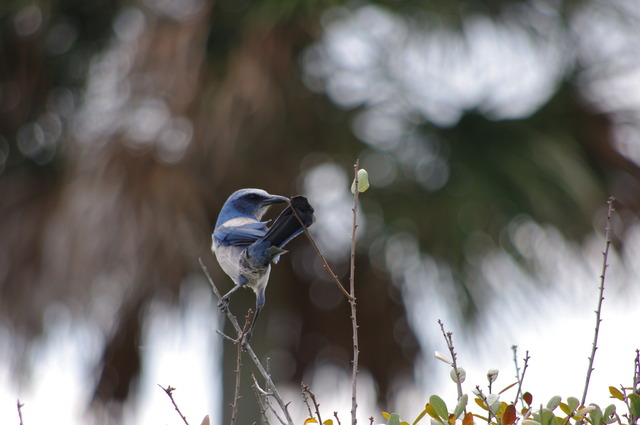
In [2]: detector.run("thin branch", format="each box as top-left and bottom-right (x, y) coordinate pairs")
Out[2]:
(230, 311), (253, 425)
(289, 199), (353, 301)
(17, 400), (24, 425)
(438, 320), (464, 402)
(634, 349), (640, 392)
(159, 385), (190, 425)
(511, 345), (521, 404)
(302, 384), (323, 424)
(199, 259), (294, 425)
(581, 196), (615, 406)
(334, 412), (343, 425)
(513, 351), (530, 407)
(350, 160), (362, 425)
(475, 386), (500, 424)
(251, 372), (272, 425)
(301, 383), (315, 419)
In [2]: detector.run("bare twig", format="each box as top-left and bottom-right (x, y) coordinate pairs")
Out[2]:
(513, 351), (530, 407)
(17, 400), (24, 425)
(334, 411), (343, 425)
(634, 349), (640, 392)
(512, 346), (520, 383)
(230, 311), (253, 425)
(581, 196), (615, 406)
(199, 259), (294, 425)
(349, 160), (362, 425)
(438, 320), (464, 401)
(302, 384), (323, 424)
(159, 385), (190, 425)
(301, 383), (315, 419)
(251, 372), (272, 425)
(289, 199), (353, 301)
(475, 386), (500, 423)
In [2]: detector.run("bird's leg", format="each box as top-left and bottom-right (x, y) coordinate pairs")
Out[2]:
(241, 291), (265, 349)
(218, 277), (247, 312)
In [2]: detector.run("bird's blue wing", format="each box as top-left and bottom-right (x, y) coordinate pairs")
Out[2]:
(214, 221), (269, 246)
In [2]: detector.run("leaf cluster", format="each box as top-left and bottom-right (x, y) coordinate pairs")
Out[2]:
(381, 373), (640, 425)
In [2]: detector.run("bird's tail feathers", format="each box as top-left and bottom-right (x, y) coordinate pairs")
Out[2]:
(261, 196), (314, 249)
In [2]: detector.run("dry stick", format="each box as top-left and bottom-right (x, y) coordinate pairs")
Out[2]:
(511, 346), (521, 395)
(438, 320), (464, 402)
(513, 351), (530, 407)
(289, 201), (353, 301)
(251, 372), (272, 425)
(349, 160), (362, 425)
(302, 383), (323, 424)
(230, 311), (253, 425)
(634, 349), (640, 392)
(159, 385), (190, 425)
(290, 161), (362, 425)
(581, 196), (615, 407)
(199, 259), (294, 425)
(17, 400), (24, 425)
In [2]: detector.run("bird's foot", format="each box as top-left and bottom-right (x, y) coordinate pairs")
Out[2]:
(241, 330), (253, 352)
(218, 298), (230, 312)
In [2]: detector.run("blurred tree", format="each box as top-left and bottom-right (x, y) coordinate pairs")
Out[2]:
(1, 0), (640, 423)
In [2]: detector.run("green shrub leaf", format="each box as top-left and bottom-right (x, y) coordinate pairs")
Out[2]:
(387, 413), (402, 425)
(567, 397), (580, 412)
(608, 387), (625, 401)
(430, 395), (449, 421)
(628, 393), (640, 419)
(603, 404), (617, 424)
(453, 394), (468, 418)
(589, 404), (603, 425)
(559, 403), (571, 416)
(547, 396), (562, 411)
(540, 408), (558, 425)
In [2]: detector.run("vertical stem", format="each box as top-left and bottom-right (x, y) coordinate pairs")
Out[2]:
(350, 160), (361, 425)
(581, 196), (615, 406)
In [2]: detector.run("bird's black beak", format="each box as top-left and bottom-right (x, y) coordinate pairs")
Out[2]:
(264, 195), (289, 205)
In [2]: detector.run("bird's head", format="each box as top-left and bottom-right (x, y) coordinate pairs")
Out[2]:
(217, 188), (289, 224)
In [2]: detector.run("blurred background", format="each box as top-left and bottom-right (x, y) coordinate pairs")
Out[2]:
(1, 0), (640, 423)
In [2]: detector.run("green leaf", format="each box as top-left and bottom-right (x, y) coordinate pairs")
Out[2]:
(351, 169), (370, 193)
(559, 403), (571, 416)
(567, 397), (580, 412)
(430, 395), (449, 421)
(425, 403), (443, 422)
(589, 404), (603, 425)
(453, 394), (469, 418)
(540, 408), (558, 425)
(521, 421), (541, 425)
(388, 413), (402, 425)
(547, 396), (562, 411)
(628, 393), (640, 419)
(608, 387), (625, 401)
(603, 404), (617, 424)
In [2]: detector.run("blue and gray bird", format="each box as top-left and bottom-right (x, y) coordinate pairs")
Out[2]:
(212, 188), (315, 344)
